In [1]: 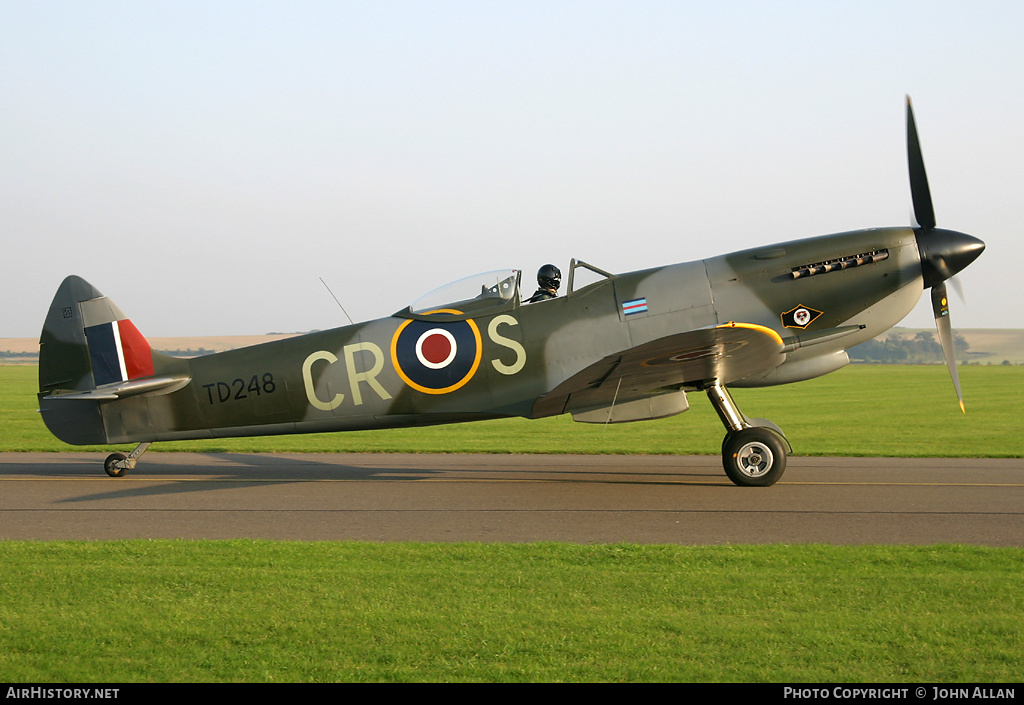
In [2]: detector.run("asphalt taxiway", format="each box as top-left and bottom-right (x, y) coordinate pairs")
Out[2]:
(0, 453), (1021, 544)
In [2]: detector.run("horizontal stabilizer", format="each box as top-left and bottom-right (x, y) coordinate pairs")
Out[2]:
(42, 375), (191, 401)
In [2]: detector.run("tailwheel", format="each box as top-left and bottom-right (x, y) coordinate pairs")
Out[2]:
(104, 452), (129, 478)
(722, 427), (787, 487)
(102, 442), (151, 478)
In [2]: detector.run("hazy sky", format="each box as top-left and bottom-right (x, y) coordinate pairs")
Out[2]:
(3, 1), (1020, 337)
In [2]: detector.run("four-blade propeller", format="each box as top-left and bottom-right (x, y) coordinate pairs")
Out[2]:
(906, 97), (985, 412)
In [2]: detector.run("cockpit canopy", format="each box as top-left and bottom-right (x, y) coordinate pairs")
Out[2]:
(397, 261), (615, 320)
(408, 269), (520, 315)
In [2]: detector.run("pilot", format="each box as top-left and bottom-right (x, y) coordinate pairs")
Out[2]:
(526, 264), (561, 303)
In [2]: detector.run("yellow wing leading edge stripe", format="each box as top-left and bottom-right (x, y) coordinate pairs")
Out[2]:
(716, 321), (784, 347)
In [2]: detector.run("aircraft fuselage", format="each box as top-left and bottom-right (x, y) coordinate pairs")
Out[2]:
(40, 225), (924, 446)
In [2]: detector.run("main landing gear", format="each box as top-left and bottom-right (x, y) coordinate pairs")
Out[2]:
(103, 442), (151, 477)
(703, 381), (790, 487)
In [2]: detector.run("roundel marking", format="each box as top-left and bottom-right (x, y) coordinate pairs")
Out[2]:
(641, 340), (749, 367)
(391, 309), (482, 394)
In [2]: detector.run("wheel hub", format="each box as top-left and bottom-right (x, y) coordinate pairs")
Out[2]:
(736, 442), (773, 478)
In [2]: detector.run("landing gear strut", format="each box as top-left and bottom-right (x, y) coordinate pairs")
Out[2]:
(103, 442), (152, 477)
(704, 381), (789, 487)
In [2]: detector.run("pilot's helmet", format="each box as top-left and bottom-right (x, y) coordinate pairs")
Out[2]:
(538, 264), (561, 291)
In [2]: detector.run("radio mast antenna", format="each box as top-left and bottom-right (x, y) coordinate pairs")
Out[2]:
(319, 277), (354, 326)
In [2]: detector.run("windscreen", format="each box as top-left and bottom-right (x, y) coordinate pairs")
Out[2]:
(409, 269), (519, 314)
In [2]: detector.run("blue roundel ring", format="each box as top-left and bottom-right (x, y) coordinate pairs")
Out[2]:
(390, 310), (482, 394)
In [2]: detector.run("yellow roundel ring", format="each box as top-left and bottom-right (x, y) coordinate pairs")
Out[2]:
(390, 309), (483, 394)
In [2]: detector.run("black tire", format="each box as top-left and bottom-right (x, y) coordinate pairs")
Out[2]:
(722, 428), (787, 487)
(104, 452), (129, 478)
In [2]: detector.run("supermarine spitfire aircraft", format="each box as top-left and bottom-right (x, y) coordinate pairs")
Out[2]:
(37, 99), (984, 486)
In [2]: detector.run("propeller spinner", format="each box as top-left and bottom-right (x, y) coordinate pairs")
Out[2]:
(906, 97), (985, 412)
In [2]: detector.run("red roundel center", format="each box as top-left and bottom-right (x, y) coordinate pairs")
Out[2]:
(415, 328), (458, 369)
(421, 333), (452, 365)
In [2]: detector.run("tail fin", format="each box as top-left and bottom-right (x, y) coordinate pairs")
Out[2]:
(39, 276), (156, 395)
(38, 276), (185, 444)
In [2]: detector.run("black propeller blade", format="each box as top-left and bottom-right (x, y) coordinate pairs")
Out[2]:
(906, 96), (985, 412)
(906, 97), (936, 231)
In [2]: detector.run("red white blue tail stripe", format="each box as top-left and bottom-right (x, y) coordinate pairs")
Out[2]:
(84, 319), (154, 386)
(622, 297), (648, 316)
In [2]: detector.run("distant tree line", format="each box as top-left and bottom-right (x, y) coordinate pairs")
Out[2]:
(155, 348), (218, 358)
(848, 331), (969, 364)
(0, 348), (218, 360)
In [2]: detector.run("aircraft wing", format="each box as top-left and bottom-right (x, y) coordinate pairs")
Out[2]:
(531, 322), (784, 421)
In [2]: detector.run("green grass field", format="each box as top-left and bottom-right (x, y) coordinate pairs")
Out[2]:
(3, 364), (1022, 456)
(1, 541), (1021, 682)
(3, 365), (1022, 682)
